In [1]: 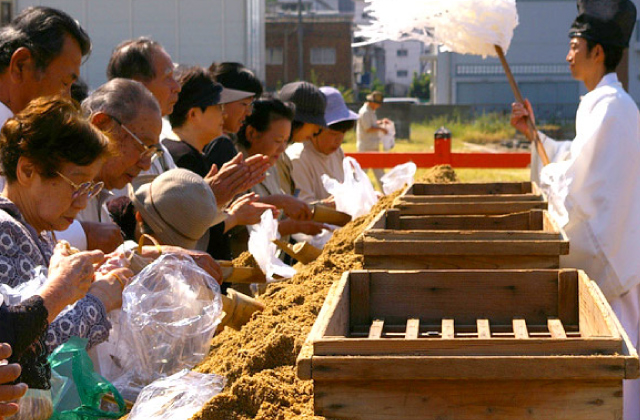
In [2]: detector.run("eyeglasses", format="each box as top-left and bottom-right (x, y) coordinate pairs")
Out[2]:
(109, 115), (163, 162)
(56, 171), (104, 200)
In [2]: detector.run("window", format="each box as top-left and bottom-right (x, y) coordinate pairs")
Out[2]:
(396, 70), (408, 78)
(310, 47), (336, 65)
(397, 49), (408, 57)
(0, 1), (12, 26)
(266, 47), (283, 65)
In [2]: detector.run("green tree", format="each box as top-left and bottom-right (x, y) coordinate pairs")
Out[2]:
(409, 71), (431, 102)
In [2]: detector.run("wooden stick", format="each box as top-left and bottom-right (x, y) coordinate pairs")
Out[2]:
(495, 45), (550, 166)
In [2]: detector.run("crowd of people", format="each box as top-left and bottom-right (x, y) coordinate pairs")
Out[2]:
(0, 6), (354, 419)
(2, 0), (640, 417)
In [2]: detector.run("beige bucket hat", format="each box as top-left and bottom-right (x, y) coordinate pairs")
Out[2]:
(128, 169), (219, 250)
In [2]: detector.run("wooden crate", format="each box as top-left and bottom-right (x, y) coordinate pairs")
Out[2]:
(395, 182), (547, 215)
(297, 269), (639, 420)
(355, 209), (569, 269)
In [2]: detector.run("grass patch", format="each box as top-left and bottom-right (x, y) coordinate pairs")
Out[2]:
(341, 113), (532, 186)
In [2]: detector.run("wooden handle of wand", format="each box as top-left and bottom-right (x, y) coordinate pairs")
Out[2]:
(494, 45), (550, 166)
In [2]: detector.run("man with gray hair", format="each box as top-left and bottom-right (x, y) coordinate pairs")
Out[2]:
(0, 6), (125, 252)
(77, 78), (163, 224)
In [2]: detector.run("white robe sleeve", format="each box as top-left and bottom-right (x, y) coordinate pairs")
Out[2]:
(540, 90), (640, 299)
(530, 132), (572, 185)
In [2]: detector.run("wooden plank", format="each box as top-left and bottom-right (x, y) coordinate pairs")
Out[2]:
(366, 270), (559, 325)
(349, 272), (370, 330)
(477, 319), (491, 339)
(360, 238), (568, 257)
(398, 194), (544, 203)
(528, 209), (544, 229)
(351, 323), (565, 335)
(363, 229), (564, 242)
(408, 182), (531, 196)
(363, 254), (561, 270)
(296, 272), (350, 380)
(558, 269), (579, 326)
(368, 319), (384, 339)
(313, 337), (622, 357)
(314, 378), (622, 419)
(578, 272), (618, 338)
(512, 318), (528, 339)
(386, 209), (401, 230)
(394, 201), (548, 216)
(599, 282), (640, 379)
(405, 318), (420, 339)
(398, 212), (533, 231)
(442, 319), (454, 339)
(311, 356), (628, 380)
(548, 318), (567, 339)
(370, 212), (386, 230)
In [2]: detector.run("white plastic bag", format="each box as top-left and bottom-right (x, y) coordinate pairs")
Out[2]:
(104, 254), (223, 401)
(127, 369), (225, 420)
(381, 162), (417, 195)
(248, 210), (297, 282)
(322, 157), (379, 218)
(380, 120), (396, 151)
(292, 225), (336, 249)
(0, 266), (48, 306)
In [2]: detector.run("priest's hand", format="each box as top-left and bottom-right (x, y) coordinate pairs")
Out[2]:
(510, 99), (535, 139)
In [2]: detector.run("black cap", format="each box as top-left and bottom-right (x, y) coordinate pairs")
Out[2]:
(569, 0), (637, 48)
(279, 81), (327, 127)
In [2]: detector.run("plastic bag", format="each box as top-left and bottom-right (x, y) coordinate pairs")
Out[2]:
(47, 336), (126, 420)
(322, 157), (379, 218)
(381, 161), (417, 195)
(127, 369), (225, 420)
(0, 266), (48, 307)
(103, 253), (223, 401)
(380, 120), (396, 151)
(292, 226), (336, 249)
(5, 389), (53, 420)
(248, 210), (297, 282)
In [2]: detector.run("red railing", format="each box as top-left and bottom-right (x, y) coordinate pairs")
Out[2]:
(346, 137), (531, 168)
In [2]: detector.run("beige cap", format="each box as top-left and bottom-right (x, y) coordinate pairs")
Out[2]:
(128, 169), (218, 250)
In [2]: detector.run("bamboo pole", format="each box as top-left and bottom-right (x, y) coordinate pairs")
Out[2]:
(495, 45), (551, 166)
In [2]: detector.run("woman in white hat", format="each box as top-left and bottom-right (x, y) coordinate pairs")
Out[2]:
(286, 86), (359, 205)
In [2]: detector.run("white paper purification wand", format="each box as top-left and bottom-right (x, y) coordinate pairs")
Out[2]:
(361, 0), (550, 165)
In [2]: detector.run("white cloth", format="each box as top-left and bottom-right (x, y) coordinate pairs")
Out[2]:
(532, 73), (640, 420)
(286, 141), (345, 204)
(535, 73), (640, 300)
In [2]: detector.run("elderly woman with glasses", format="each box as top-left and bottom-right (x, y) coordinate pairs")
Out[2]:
(0, 96), (133, 412)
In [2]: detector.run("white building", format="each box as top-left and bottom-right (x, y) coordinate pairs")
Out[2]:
(8, 0), (265, 89)
(381, 39), (432, 97)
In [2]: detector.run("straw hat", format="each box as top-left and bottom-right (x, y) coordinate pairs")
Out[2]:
(366, 91), (384, 104)
(128, 169), (218, 250)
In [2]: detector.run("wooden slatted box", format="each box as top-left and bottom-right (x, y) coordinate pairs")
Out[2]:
(355, 209), (569, 269)
(395, 182), (547, 215)
(297, 269), (639, 420)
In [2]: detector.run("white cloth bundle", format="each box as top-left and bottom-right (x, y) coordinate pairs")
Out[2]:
(361, 0), (518, 57)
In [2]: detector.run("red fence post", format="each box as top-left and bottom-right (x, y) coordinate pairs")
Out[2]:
(434, 127), (452, 165)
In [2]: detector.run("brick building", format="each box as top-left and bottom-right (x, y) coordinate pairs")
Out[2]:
(265, 14), (353, 91)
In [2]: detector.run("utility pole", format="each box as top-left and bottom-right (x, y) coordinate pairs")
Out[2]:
(297, 0), (304, 80)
